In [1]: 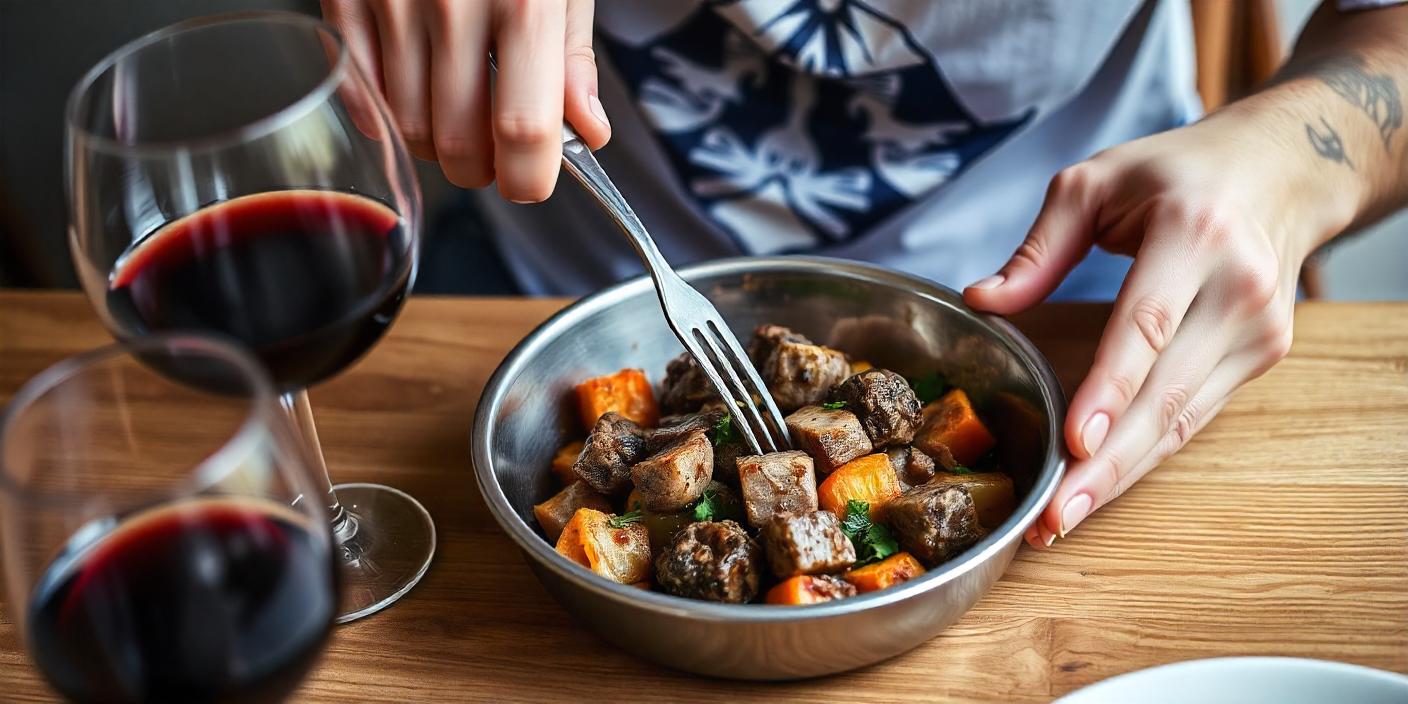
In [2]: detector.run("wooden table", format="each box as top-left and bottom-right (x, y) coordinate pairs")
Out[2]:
(1, 292), (1405, 702)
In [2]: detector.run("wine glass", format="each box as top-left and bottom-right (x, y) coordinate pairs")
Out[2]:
(64, 11), (434, 623)
(0, 334), (337, 703)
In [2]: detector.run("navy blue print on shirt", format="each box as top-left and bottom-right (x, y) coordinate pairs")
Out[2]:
(600, 0), (1032, 254)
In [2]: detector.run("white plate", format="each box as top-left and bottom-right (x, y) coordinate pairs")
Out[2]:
(1056, 657), (1408, 704)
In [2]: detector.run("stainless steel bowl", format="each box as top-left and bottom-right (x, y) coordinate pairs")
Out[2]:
(472, 256), (1066, 680)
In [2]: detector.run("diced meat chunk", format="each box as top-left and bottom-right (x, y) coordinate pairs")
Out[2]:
(655, 520), (762, 603)
(572, 412), (646, 496)
(533, 480), (613, 542)
(711, 438), (747, 486)
(785, 406), (873, 473)
(885, 446), (937, 486)
(830, 368), (923, 447)
(761, 510), (856, 578)
(886, 483), (986, 565)
(645, 409), (724, 454)
(927, 472), (1016, 530)
(749, 325), (850, 412)
(631, 429), (713, 512)
(736, 451), (819, 529)
(765, 575), (857, 605)
(659, 352), (717, 414)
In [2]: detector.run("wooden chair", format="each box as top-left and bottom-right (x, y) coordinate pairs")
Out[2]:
(1190, 0), (1327, 298)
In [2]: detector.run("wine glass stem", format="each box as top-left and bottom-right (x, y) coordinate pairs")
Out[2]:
(280, 390), (359, 545)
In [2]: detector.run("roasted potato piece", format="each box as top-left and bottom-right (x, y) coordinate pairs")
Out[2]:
(843, 552), (925, 593)
(631, 429), (713, 512)
(555, 508), (652, 584)
(550, 440), (586, 485)
(575, 368), (659, 430)
(817, 453), (904, 519)
(765, 575), (856, 605)
(534, 481), (613, 542)
(785, 405), (873, 473)
(655, 520), (762, 603)
(829, 368), (923, 447)
(573, 412), (646, 496)
(886, 483), (985, 565)
(736, 451), (820, 529)
(914, 388), (996, 469)
(762, 510), (856, 578)
(927, 472), (1016, 530)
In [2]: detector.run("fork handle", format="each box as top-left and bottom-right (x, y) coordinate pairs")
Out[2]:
(558, 126), (684, 291)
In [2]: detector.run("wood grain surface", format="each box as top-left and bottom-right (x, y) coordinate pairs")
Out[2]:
(1, 291), (1405, 702)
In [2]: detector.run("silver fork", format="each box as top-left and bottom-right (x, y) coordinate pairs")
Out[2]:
(559, 126), (791, 455)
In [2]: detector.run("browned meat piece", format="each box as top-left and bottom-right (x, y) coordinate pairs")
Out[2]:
(761, 510), (857, 578)
(747, 324), (810, 363)
(830, 368), (922, 447)
(646, 409), (725, 454)
(659, 352), (717, 414)
(757, 333), (850, 412)
(736, 451), (819, 529)
(631, 429), (713, 512)
(785, 406), (873, 473)
(885, 446), (937, 486)
(886, 483), (986, 565)
(655, 520), (763, 603)
(712, 438), (747, 486)
(572, 412), (646, 496)
(533, 481), (614, 543)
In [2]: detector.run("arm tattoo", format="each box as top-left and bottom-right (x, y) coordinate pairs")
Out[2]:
(1312, 55), (1403, 151)
(1306, 117), (1356, 170)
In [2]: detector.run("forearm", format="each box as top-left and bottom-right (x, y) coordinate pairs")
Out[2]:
(1203, 1), (1408, 255)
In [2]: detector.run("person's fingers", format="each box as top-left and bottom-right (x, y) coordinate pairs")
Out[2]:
(1044, 302), (1233, 537)
(369, 0), (434, 159)
(321, 0), (386, 140)
(428, 1), (494, 188)
(963, 162), (1104, 315)
(562, 0), (610, 150)
(1064, 218), (1213, 461)
(491, 0), (568, 203)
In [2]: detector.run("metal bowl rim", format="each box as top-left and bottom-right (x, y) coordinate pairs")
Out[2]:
(471, 255), (1067, 623)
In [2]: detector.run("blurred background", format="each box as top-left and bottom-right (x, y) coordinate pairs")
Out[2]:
(1, 0), (1404, 297)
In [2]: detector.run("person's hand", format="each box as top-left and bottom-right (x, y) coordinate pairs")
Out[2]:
(321, 0), (610, 202)
(963, 115), (1356, 547)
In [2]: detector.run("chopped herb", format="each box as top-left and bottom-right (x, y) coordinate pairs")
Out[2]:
(909, 372), (950, 404)
(951, 465), (975, 475)
(692, 489), (720, 522)
(822, 400), (847, 410)
(709, 414), (737, 447)
(607, 510), (643, 528)
(839, 500), (900, 566)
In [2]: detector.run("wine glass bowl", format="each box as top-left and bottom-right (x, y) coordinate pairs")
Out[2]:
(64, 11), (435, 624)
(0, 335), (338, 703)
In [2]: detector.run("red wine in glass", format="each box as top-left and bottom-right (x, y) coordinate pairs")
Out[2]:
(27, 499), (337, 703)
(105, 189), (412, 391)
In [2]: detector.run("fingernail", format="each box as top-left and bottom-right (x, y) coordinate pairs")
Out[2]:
(588, 94), (610, 128)
(1080, 412), (1110, 457)
(1040, 523), (1056, 547)
(968, 274), (1005, 291)
(1060, 493), (1093, 537)
(1024, 526), (1043, 549)
(508, 198), (537, 205)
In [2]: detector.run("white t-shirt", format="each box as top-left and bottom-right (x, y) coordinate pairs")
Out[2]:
(475, 0), (1201, 298)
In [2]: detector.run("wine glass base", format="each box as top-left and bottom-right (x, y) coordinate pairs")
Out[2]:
(329, 482), (436, 624)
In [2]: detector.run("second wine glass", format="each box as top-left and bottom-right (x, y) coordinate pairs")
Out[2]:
(64, 11), (434, 623)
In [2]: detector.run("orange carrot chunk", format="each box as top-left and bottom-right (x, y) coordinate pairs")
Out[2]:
(550, 440), (586, 485)
(843, 552), (926, 593)
(817, 453), (903, 518)
(575, 368), (659, 430)
(914, 388), (996, 469)
(765, 575), (857, 605)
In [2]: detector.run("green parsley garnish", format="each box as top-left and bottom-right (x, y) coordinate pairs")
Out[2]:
(822, 400), (847, 410)
(693, 489), (720, 522)
(909, 372), (950, 404)
(951, 465), (975, 475)
(709, 414), (737, 447)
(839, 500), (899, 566)
(607, 510), (643, 528)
